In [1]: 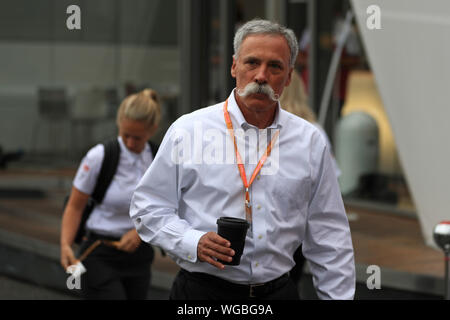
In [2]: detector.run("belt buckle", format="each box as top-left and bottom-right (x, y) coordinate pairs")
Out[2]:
(249, 283), (265, 298)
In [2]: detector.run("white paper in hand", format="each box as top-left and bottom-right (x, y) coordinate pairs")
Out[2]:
(66, 261), (87, 278)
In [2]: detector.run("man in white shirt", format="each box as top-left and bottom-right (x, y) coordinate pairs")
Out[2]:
(130, 19), (355, 300)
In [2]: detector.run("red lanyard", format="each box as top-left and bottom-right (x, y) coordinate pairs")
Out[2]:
(223, 99), (280, 223)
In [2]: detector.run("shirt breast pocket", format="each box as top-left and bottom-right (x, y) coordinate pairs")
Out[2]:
(270, 176), (310, 218)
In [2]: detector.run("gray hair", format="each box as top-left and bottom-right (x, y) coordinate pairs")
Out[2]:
(233, 19), (299, 68)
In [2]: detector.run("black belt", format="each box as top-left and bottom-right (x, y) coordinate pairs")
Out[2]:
(180, 269), (290, 298)
(86, 231), (121, 242)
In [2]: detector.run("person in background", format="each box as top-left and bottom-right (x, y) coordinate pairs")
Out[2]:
(60, 89), (161, 299)
(130, 19), (354, 300)
(279, 69), (341, 177)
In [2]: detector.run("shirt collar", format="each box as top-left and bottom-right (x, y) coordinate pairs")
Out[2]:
(117, 136), (150, 164)
(227, 89), (284, 130)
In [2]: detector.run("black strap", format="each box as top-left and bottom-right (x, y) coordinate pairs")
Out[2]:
(149, 141), (159, 157)
(91, 139), (121, 204)
(74, 139), (120, 244)
(90, 139), (159, 205)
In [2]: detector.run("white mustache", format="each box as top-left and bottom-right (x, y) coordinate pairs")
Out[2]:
(237, 82), (280, 102)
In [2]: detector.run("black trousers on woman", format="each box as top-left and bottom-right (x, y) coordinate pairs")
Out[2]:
(78, 233), (154, 300)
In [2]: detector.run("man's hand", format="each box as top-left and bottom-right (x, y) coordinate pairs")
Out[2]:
(197, 232), (235, 270)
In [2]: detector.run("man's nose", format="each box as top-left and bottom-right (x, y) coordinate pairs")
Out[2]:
(254, 66), (268, 84)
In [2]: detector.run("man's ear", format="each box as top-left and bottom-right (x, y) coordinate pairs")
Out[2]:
(231, 56), (237, 78)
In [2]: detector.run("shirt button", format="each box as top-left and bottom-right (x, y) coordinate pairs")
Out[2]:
(188, 255), (192, 260)
(256, 205), (261, 210)
(256, 175), (261, 180)
(255, 262), (259, 267)
(258, 235), (263, 240)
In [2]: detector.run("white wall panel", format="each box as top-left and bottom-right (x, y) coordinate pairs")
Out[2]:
(351, 0), (450, 246)
(0, 43), (51, 86)
(0, 43), (178, 153)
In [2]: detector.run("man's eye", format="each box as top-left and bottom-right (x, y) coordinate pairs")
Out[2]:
(270, 63), (282, 69)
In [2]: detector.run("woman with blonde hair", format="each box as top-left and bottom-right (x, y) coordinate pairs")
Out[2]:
(279, 69), (316, 123)
(60, 89), (161, 299)
(280, 70), (340, 177)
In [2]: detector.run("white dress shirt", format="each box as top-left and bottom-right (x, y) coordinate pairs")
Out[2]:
(313, 123), (342, 178)
(130, 90), (355, 299)
(73, 136), (154, 237)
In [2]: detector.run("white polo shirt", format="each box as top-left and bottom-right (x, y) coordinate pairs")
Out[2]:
(73, 136), (154, 237)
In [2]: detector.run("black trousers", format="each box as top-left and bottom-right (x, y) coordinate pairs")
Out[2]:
(170, 269), (299, 300)
(290, 244), (306, 284)
(78, 233), (154, 300)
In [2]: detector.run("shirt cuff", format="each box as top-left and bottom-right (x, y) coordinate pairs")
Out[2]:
(181, 229), (206, 263)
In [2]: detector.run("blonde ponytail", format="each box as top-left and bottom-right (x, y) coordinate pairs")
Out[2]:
(116, 88), (161, 129)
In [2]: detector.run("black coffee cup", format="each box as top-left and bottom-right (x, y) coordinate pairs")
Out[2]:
(217, 217), (250, 265)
